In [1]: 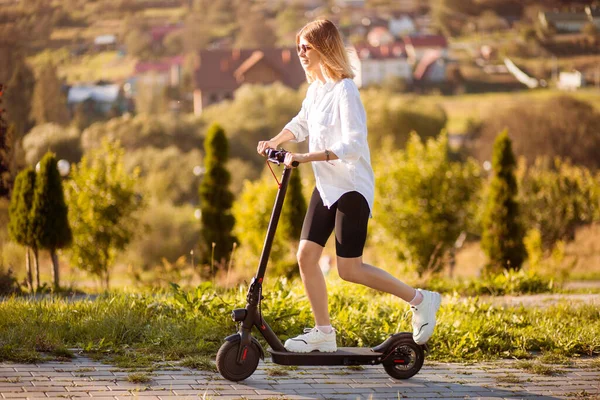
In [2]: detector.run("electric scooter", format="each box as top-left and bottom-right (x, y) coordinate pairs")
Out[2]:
(216, 149), (426, 382)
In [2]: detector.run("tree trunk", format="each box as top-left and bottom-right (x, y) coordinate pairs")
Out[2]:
(50, 249), (60, 291)
(104, 268), (110, 291)
(25, 247), (33, 291)
(33, 247), (40, 291)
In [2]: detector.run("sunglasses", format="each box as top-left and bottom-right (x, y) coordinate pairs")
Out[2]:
(297, 44), (313, 54)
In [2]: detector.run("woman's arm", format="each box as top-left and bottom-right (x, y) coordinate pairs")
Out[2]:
(257, 129), (296, 155)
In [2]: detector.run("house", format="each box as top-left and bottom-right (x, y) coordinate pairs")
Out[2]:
(131, 56), (184, 95)
(538, 11), (590, 33)
(413, 49), (447, 83)
(367, 26), (395, 47)
(403, 34), (448, 63)
(193, 48), (306, 115)
(558, 70), (585, 90)
(93, 34), (117, 51)
(67, 84), (128, 115)
(350, 43), (412, 88)
(586, 6), (600, 29)
(389, 14), (416, 37)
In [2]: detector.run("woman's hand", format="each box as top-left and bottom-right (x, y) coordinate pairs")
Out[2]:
(284, 152), (305, 167)
(257, 140), (278, 156)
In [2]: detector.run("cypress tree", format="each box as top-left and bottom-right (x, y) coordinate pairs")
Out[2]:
(5, 61), (35, 138)
(8, 167), (38, 291)
(31, 152), (72, 291)
(0, 85), (14, 199)
(481, 130), (526, 273)
(30, 62), (69, 126)
(199, 123), (236, 271)
(281, 167), (306, 240)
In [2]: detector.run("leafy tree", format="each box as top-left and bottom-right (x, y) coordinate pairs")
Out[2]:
(30, 62), (69, 126)
(360, 90), (447, 151)
(4, 61), (35, 138)
(373, 133), (481, 275)
(199, 123), (236, 271)
(30, 152), (72, 291)
(518, 158), (600, 250)
(234, 3), (276, 49)
(8, 168), (38, 291)
(65, 139), (141, 289)
(471, 96), (600, 170)
(233, 165), (307, 278)
(481, 131), (526, 273)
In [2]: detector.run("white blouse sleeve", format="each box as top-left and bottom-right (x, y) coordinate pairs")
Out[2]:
(283, 90), (311, 143)
(329, 80), (367, 163)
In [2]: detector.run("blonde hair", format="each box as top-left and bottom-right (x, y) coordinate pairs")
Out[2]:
(296, 19), (355, 83)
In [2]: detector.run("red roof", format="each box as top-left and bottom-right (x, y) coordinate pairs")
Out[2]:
(134, 56), (183, 75)
(354, 42), (406, 60)
(150, 25), (183, 42)
(195, 48), (306, 92)
(404, 35), (448, 48)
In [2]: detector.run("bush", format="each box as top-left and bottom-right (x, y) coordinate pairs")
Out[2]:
(122, 202), (200, 274)
(0, 264), (21, 296)
(361, 90), (448, 151)
(22, 124), (82, 166)
(124, 146), (203, 206)
(81, 113), (205, 154)
(471, 96), (600, 170)
(233, 165), (306, 278)
(373, 133), (481, 275)
(518, 158), (600, 249)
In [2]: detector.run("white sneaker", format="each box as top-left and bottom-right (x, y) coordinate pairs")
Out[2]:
(284, 327), (337, 353)
(411, 289), (441, 345)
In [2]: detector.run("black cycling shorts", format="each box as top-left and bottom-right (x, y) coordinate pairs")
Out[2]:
(300, 188), (370, 258)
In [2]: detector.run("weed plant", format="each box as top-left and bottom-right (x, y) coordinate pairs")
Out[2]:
(0, 278), (598, 365)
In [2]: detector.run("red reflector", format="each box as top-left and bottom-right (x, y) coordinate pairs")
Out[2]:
(394, 360), (405, 364)
(242, 348), (248, 360)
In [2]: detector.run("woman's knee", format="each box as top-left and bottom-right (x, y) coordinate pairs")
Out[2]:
(337, 257), (362, 282)
(297, 240), (322, 271)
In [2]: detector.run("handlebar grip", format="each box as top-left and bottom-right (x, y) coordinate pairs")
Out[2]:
(291, 161), (299, 167)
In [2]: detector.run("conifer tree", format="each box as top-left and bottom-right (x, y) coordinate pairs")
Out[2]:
(5, 61), (35, 138)
(31, 152), (72, 291)
(0, 85), (14, 199)
(281, 167), (306, 241)
(199, 123), (236, 271)
(8, 167), (38, 291)
(31, 63), (69, 126)
(481, 131), (526, 273)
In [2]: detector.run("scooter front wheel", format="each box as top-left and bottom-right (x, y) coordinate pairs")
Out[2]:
(382, 337), (424, 380)
(216, 340), (261, 381)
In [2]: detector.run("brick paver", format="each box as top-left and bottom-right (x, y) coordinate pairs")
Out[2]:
(1, 357), (599, 400)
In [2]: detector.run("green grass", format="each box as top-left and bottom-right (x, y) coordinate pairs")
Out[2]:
(127, 372), (153, 383)
(0, 279), (598, 366)
(179, 355), (217, 372)
(515, 360), (565, 376)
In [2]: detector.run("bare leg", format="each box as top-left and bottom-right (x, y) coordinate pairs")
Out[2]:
(297, 240), (330, 326)
(336, 256), (417, 303)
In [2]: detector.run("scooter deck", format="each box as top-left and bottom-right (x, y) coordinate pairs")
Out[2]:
(268, 347), (383, 366)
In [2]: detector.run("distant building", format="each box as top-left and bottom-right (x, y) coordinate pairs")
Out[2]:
(94, 34), (117, 51)
(413, 50), (447, 83)
(389, 15), (416, 37)
(193, 48), (306, 115)
(558, 70), (585, 90)
(350, 43), (412, 88)
(586, 6), (600, 29)
(403, 34), (448, 63)
(367, 26), (395, 47)
(538, 11), (590, 33)
(67, 84), (128, 115)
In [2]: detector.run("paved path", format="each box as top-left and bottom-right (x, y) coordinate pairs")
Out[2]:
(1, 357), (599, 400)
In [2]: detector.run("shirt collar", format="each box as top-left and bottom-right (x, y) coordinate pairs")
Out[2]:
(316, 79), (336, 92)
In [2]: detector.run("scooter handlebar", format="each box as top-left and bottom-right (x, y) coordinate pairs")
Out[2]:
(265, 148), (299, 167)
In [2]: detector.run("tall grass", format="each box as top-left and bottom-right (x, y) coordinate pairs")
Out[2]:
(0, 278), (598, 364)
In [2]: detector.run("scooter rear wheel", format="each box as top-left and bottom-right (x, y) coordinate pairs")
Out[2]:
(382, 337), (424, 380)
(216, 340), (261, 381)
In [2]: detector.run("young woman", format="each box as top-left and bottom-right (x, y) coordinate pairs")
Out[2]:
(257, 19), (441, 353)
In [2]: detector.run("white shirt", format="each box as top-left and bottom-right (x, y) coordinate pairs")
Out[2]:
(284, 78), (375, 213)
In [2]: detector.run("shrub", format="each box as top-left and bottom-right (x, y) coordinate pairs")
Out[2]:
(22, 123), (82, 166)
(373, 133), (481, 275)
(232, 165), (306, 278)
(198, 124), (236, 270)
(0, 264), (21, 296)
(361, 90), (447, 150)
(518, 158), (600, 249)
(471, 96), (600, 170)
(481, 131), (526, 273)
